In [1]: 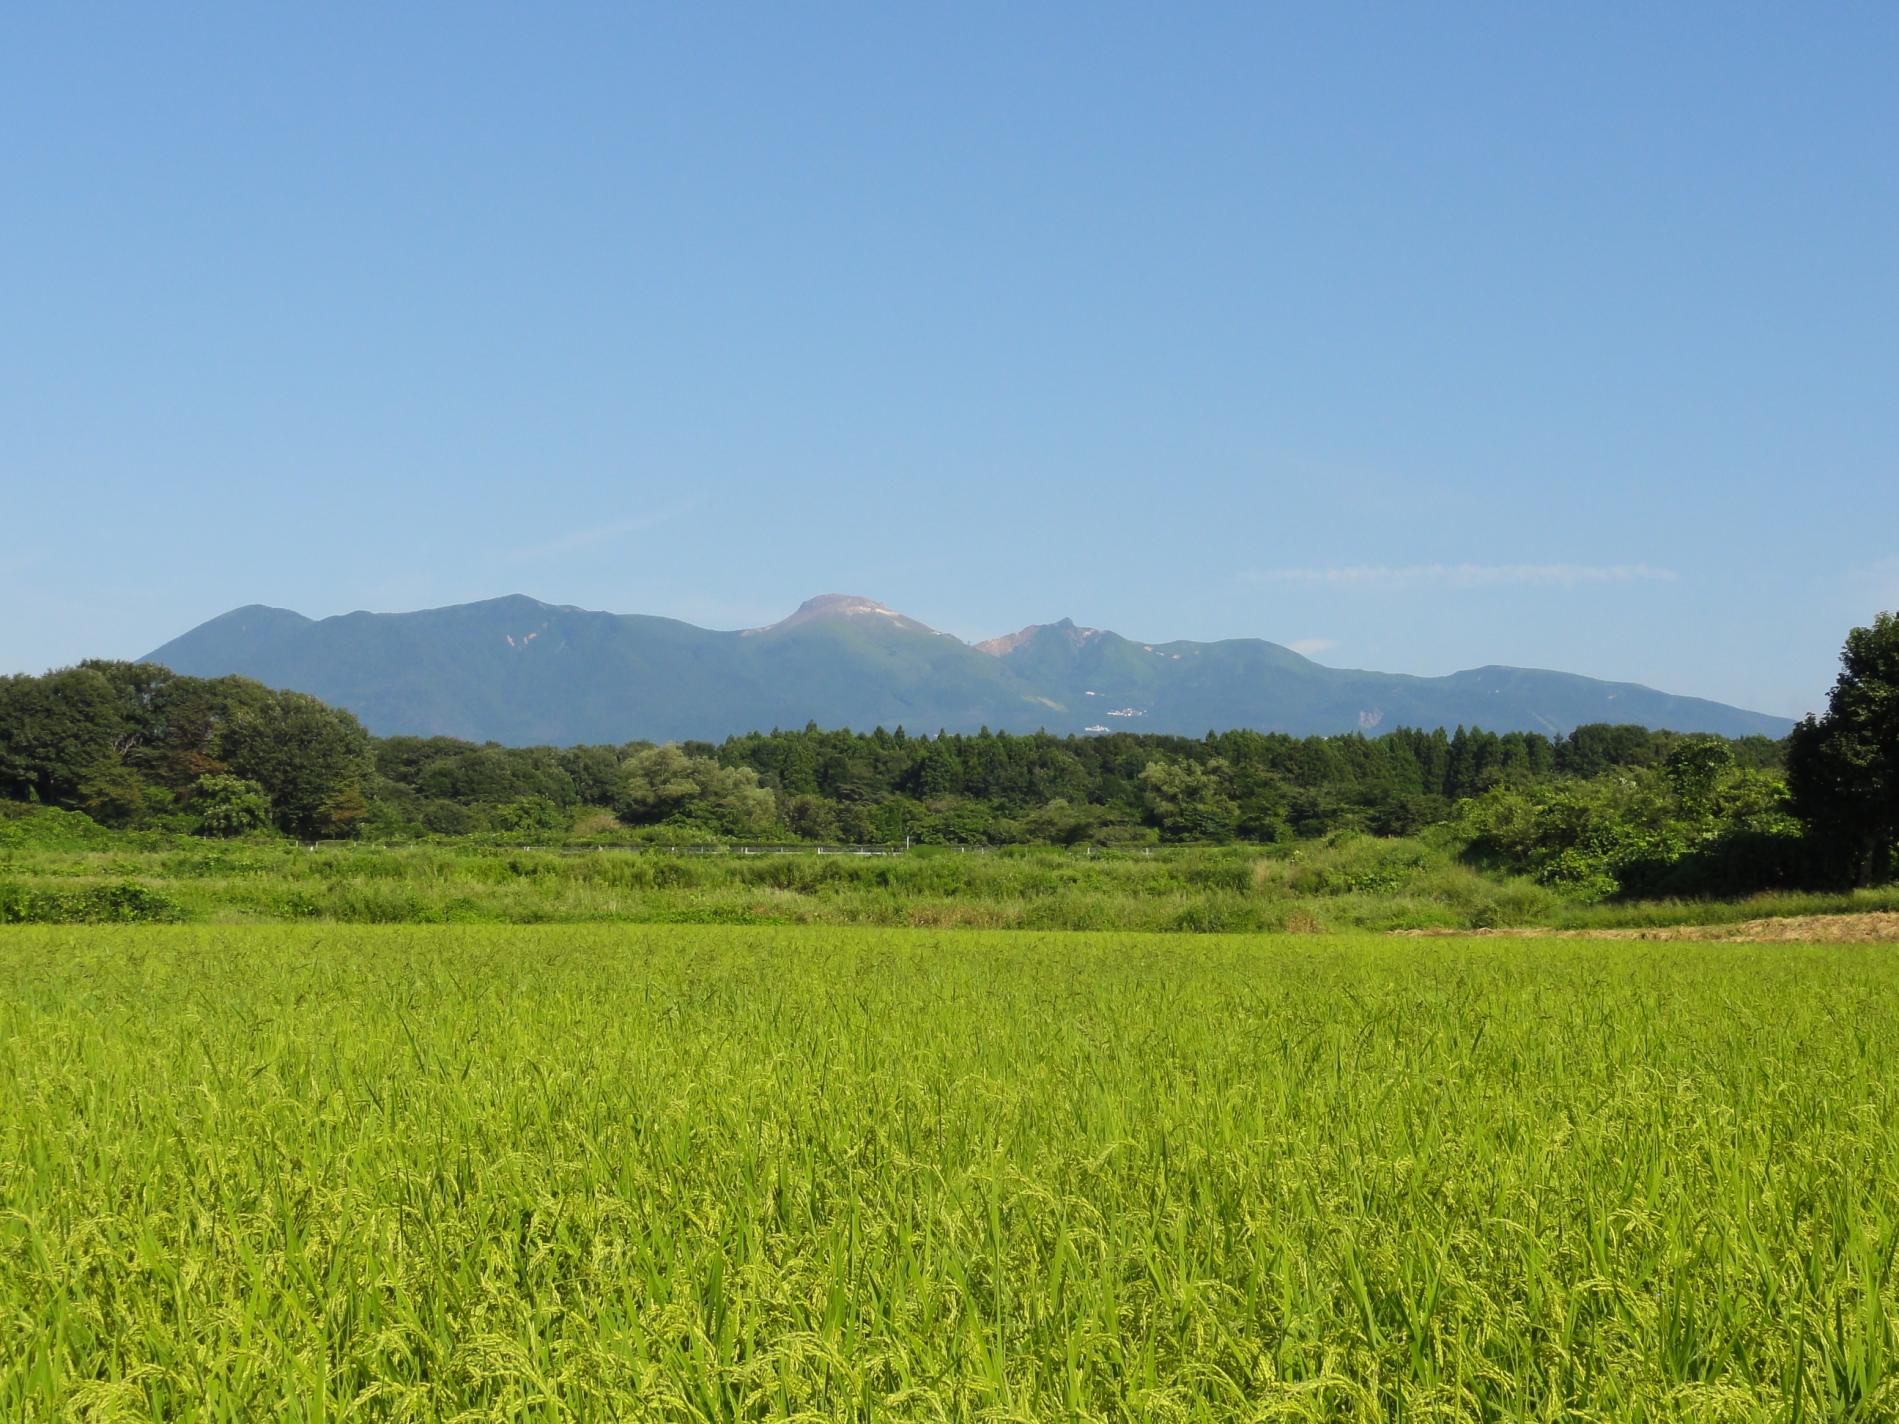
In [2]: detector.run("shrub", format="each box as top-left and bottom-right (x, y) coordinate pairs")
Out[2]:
(0, 880), (183, 923)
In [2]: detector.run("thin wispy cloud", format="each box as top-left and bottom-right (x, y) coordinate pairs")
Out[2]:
(1287, 637), (1337, 657)
(505, 502), (699, 563)
(1246, 563), (1679, 590)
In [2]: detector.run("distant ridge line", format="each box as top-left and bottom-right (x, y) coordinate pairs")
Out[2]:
(140, 593), (1795, 747)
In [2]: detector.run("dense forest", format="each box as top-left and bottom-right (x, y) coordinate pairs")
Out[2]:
(3, 610), (1895, 899)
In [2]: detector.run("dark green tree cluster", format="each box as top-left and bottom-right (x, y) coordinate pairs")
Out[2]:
(0, 662), (372, 838)
(369, 737), (621, 836)
(2, 654), (1791, 851)
(1786, 611), (1899, 886)
(705, 721), (1780, 846)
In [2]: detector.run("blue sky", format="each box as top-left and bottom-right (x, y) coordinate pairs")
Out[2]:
(4, 5), (1894, 719)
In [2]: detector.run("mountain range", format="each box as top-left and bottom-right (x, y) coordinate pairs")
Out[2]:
(141, 594), (1794, 745)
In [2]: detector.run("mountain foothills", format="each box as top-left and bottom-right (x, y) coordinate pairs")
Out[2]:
(144, 593), (1791, 744)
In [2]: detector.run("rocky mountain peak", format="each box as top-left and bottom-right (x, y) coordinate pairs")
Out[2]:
(975, 618), (1100, 657)
(751, 594), (932, 635)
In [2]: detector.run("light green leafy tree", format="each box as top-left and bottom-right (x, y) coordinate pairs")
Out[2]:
(1138, 757), (1239, 842)
(192, 774), (273, 838)
(615, 745), (777, 837)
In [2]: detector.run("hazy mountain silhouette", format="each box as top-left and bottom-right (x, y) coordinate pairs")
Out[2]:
(143, 594), (1794, 745)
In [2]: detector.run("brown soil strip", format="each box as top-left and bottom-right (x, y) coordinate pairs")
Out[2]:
(1393, 912), (1899, 944)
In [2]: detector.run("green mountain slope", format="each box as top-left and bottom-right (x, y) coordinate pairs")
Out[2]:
(142, 594), (1794, 744)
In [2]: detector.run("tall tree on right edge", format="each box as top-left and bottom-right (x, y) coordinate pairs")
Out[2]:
(1787, 612), (1899, 886)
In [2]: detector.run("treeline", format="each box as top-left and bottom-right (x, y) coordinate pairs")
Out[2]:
(2, 656), (1772, 844)
(707, 721), (1782, 844)
(384, 720), (1783, 844)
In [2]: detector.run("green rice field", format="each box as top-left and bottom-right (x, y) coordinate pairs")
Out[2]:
(4, 924), (1897, 1420)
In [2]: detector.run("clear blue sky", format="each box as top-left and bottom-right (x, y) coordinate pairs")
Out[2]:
(5, 5), (1894, 718)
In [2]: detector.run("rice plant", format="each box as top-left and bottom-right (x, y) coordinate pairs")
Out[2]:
(2, 924), (1896, 1419)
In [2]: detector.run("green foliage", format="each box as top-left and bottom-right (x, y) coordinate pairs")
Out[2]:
(1, 654), (1792, 855)
(715, 721), (1755, 847)
(190, 773), (273, 837)
(1787, 610), (1899, 885)
(781, 793), (841, 842)
(1138, 756), (1239, 841)
(217, 689), (373, 838)
(11, 821), (1899, 931)
(0, 880), (182, 923)
(489, 795), (571, 834)
(0, 802), (122, 850)
(0, 665), (131, 806)
(0, 663), (371, 839)
(615, 744), (778, 837)
(1455, 753), (1803, 901)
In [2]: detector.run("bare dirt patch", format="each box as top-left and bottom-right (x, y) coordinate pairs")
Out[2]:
(1395, 912), (1899, 944)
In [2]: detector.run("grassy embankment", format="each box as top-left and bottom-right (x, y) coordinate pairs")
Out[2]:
(7, 804), (1899, 933)
(5, 923), (1898, 1419)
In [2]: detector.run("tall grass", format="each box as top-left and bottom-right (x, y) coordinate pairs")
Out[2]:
(4, 924), (1898, 1418)
(8, 834), (1899, 930)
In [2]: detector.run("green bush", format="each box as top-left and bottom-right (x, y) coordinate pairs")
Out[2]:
(191, 774), (274, 838)
(0, 802), (123, 850)
(0, 880), (183, 924)
(1454, 752), (1800, 901)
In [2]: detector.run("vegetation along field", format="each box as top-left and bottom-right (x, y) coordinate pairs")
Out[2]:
(5, 614), (1896, 934)
(9, 823), (1899, 937)
(5, 923), (1899, 1420)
